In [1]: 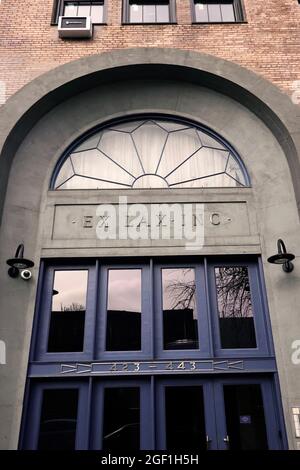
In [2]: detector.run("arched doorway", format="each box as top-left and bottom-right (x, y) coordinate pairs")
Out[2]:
(0, 49), (298, 449)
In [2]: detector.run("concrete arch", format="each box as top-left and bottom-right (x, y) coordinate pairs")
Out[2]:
(0, 48), (299, 221)
(1, 48), (300, 451)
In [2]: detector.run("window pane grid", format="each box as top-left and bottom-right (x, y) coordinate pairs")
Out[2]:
(129, 2), (170, 23)
(63, 1), (104, 23)
(194, 1), (237, 23)
(32, 259), (271, 365)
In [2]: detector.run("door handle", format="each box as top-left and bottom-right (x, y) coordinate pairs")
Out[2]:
(223, 435), (230, 448)
(206, 435), (212, 450)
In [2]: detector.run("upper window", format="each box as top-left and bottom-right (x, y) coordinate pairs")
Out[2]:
(123, 1), (176, 24)
(192, 1), (244, 23)
(52, 118), (249, 190)
(52, 1), (106, 24)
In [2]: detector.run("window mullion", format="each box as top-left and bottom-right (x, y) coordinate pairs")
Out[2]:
(233, 0), (242, 21)
(207, 3), (210, 22)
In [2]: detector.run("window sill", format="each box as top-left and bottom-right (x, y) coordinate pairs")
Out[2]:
(192, 21), (248, 25)
(51, 22), (107, 26)
(122, 22), (177, 26)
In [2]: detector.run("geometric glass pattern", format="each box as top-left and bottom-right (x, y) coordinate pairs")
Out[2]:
(53, 118), (249, 190)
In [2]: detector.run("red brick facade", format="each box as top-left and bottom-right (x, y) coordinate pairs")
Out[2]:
(0, 0), (299, 101)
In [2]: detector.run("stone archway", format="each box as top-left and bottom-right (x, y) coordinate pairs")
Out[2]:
(0, 48), (299, 222)
(0, 48), (299, 450)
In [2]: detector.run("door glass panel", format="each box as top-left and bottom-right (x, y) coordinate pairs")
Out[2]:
(48, 270), (88, 352)
(38, 389), (78, 450)
(165, 386), (206, 450)
(223, 384), (268, 450)
(215, 266), (257, 349)
(103, 388), (140, 450)
(162, 268), (199, 350)
(106, 269), (142, 351)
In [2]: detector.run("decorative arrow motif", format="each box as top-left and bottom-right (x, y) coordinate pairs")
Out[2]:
(228, 361), (244, 370)
(76, 363), (93, 374)
(60, 360), (244, 375)
(61, 364), (78, 374)
(213, 360), (244, 370)
(213, 361), (230, 370)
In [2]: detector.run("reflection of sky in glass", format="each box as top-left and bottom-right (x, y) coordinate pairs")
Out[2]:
(162, 269), (196, 311)
(108, 270), (141, 312)
(52, 270), (88, 311)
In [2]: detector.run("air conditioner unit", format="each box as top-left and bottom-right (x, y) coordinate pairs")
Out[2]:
(58, 16), (93, 39)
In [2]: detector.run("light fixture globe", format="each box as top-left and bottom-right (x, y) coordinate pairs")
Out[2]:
(267, 239), (295, 273)
(6, 244), (34, 278)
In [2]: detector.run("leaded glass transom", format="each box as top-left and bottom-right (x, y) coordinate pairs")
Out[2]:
(53, 118), (249, 190)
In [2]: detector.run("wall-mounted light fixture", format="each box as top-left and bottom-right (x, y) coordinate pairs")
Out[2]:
(6, 244), (34, 278)
(267, 239), (295, 273)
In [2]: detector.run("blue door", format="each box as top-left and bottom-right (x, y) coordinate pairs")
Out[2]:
(155, 378), (216, 450)
(155, 376), (282, 450)
(20, 256), (287, 450)
(90, 379), (153, 450)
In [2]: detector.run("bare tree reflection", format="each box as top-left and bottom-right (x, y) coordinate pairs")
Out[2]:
(60, 302), (85, 312)
(215, 266), (256, 348)
(215, 267), (252, 318)
(164, 266), (256, 349)
(163, 269), (198, 349)
(165, 269), (196, 310)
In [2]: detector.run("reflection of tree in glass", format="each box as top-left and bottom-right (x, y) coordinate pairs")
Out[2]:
(165, 269), (195, 310)
(215, 267), (252, 318)
(60, 302), (85, 312)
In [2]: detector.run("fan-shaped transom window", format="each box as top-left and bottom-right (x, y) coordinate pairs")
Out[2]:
(52, 118), (249, 190)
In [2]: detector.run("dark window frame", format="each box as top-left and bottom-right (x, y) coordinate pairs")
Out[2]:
(33, 262), (97, 362)
(154, 261), (211, 360)
(31, 256), (273, 364)
(20, 256), (286, 450)
(21, 380), (89, 450)
(51, 0), (108, 25)
(207, 257), (272, 357)
(97, 262), (152, 361)
(20, 376), (286, 450)
(191, 0), (246, 24)
(122, 0), (177, 25)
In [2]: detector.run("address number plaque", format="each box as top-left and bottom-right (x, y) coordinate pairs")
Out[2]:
(60, 359), (245, 375)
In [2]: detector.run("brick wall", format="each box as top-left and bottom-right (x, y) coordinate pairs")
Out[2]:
(0, 0), (299, 102)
